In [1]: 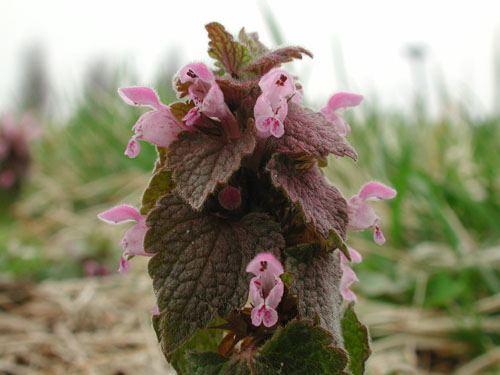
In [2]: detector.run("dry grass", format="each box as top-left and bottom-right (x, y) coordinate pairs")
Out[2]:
(2, 260), (500, 375)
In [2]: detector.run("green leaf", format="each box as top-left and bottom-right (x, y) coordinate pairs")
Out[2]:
(167, 125), (255, 210)
(238, 28), (269, 58)
(270, 103), (357, 160)
(206, 22), (252, 78)
(167, 317), (225, 375)
(286, 245), (344, 346)
(145, 194), (284, 354)
(341, 304), (371, 375)
(188, 321), (349, 375)
(255, 320), (349, 375)
(141, 147), (175, 215)
(266, 155), (349, 254)
(241, 46), (313, 77)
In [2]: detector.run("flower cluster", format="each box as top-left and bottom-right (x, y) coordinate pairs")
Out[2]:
(98, 23), (396, 371)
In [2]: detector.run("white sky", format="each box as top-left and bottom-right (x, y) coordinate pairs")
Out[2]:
(2, 0), (500, 117)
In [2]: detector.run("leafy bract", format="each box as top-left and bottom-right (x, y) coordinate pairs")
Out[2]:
(238, 28), (269, 58)
(270, 103), (357, 160)
(188, 321), (348, 375)
(167, 125), (255, 210)
(266, 155), (349, 254)
(170, 101), (195, 123)
(241, 46), (312, 77)
(206, 22), (252, 78)
(145, 194), (284, 353)
(286, 244), (344, 346)
(341, 304), (371, 375)
(141, 147), (174, 215)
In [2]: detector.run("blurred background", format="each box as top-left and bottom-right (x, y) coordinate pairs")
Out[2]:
(1, 1), (500, 374)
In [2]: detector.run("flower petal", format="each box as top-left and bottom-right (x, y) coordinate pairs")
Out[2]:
(259, 69), (295, 103)
(324, 92), (363, 112)
(374, 225), (386, 245)
(250, 276), (264, 305)
(120, 221), (149, 252)
(179, 62), (215, 84)
(246, 253), (284, 277)
(118, 254), (130, 274)
(348, 247), (363, 263)
(97, 205), (142, 224)
(262, 306), (278, 327)
(342, 288), (358, 302)
(251, 303), (265, 326)
(150, 304), (160, 316)
(118, 87), (161, 109)
(218, 186), (242, 210)
(201, 85), (226, 118)
(124, 137), (141, 158)
(347, 197), (379, 231)
(358, 182), (397, 201)
(265, 277), (284, 309)
(135, 109), (185, 148)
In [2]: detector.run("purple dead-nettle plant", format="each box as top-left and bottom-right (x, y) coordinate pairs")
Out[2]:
(98, 22), (396, 375)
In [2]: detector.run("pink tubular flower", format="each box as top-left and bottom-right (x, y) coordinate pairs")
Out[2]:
(98, 205), (152, 274)
(246, 253), (284, 328)
(178, 63), (238, 134)
(340, 247), (362, 302)
(118, 87), (187, 158)
(347, 182), (397, 245)
(320, 92), (363, 137)
(254, 69), (295, 138)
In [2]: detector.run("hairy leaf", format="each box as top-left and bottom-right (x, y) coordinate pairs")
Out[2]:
(206, 22), (252, 78)
(242, 46), (312, 77)
(341, 304), (371, 375)
(266, 155), (348, 253)
(141, 147), (174, 215)
(216, 78), (259, 107)
(255, 320), (349, 375)
(145, 194), (284, 353)
(286, 244), (344, 346)
(188, 321), (348, 375)
(270, 103), (357, 160)
(238, 28), (269, 58)
(168, 125), (256, 210)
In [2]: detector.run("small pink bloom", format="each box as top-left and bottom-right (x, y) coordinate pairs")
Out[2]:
(347, 182), (397, 245)
(118, 87), (187, 158)
(254, 95), (287, 138)
(320, 92), (363, 137)
(218, 186), (242, 210)
(98, 205), (153, 274)
(258, 69), (295, 104)
(246, 253), (284, 328)
(254, 69), (295, 139)
(340, 248), (362, 302)
(178, 63), (237, 130)
(150, 304), (160, 316)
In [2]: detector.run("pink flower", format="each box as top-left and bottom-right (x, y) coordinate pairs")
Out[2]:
(150, 304), (160, 316)
(254, 69), (295, 138)
(98, 205), (152, 274)
(320, 92), (363, 137)
(246, 253), (284, 328)
(178, 63), (238, 134)
(347, 182), (397, 245)
(118, 87), (187, 158)
(340, 248), (362, 302)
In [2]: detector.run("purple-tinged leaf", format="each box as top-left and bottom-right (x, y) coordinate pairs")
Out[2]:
(286, 244), (344, 346)
(205, 22), (252, 78)
(215, 78), (259, 107)
(270, 103), (358, 160)
(167, 125), (256, 210)
(341, 303), (371, 375)
(266, 155), (348, 254)
(145, 194), (284, 353)
(242, 46), (313, 77)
